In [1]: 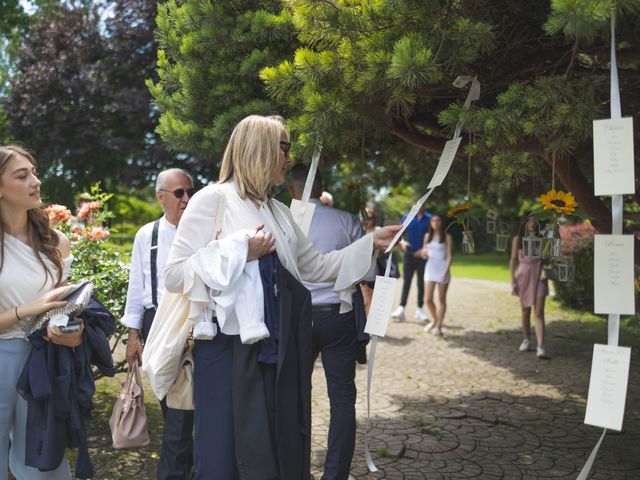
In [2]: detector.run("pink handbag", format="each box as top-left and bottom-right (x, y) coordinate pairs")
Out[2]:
(109, 362), (150, 448)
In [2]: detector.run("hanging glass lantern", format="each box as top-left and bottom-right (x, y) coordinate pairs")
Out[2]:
(462, 229), (475, 254)
(555, 256), (575, 282)
(522, 231), (542, 260)
(486, 209), (498, 234)
(540, 223), (561, 261)
(495, 222), (510, 252)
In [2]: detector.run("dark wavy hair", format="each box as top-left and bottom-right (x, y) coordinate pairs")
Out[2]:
(0, 145), (63, 287)
(426, 214), (445, 244)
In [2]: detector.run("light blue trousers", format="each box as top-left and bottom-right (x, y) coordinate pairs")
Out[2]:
(0, 339), (71, 480)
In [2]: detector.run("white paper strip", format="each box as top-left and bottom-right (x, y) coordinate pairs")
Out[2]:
(428, 137), (462, 189)
(289, 199), (316, 236)
(384, 188), (434, 253)
(364, 335), (379, 472)
(302, 144), (322, 203)
(576, 429), (607, 480)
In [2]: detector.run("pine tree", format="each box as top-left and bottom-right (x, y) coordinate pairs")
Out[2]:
(148, 0), (298, 172)
(261, 0), (640, 237)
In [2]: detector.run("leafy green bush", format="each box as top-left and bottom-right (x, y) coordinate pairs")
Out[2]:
(552, 224), (595, 310)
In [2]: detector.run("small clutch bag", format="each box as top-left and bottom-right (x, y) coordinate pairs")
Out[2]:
(25, 281), (94, 337)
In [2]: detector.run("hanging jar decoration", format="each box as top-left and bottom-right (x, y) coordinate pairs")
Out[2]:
(540, 222), (561, 261)
(486, 209), (498, 234)
(462, 229), (475, 254)
(521, 219), (543, 260)
(555, 256), (576, 282)
(495, 221), (511, 252)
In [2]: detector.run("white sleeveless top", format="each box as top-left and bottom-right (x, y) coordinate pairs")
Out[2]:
(0, 234), (72, 340)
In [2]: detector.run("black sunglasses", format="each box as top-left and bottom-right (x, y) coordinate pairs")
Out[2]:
(160, 188), (196, 198)
(280, 140), (291, 154)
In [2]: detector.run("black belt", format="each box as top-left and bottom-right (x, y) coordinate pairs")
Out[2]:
(312, 303), (341, 313)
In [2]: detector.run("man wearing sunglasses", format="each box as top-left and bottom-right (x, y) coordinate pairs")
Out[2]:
(121, 168), (195, 479)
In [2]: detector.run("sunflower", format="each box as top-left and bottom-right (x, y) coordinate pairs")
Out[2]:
(447, 202), (473, 218)
(539, 189), (577, 215)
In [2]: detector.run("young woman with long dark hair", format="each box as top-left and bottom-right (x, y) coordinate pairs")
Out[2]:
(0, 145), (83, 479)
(421, 214), (452, 336)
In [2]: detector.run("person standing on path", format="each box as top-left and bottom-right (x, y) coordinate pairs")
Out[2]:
(289, 164), (364, 480)
(392, 201), (431, 322)
(121, 168), (196, 479)
(0, 145), (82, 479)
(421, 214), (452, 336)
(510, 215), (549, 359)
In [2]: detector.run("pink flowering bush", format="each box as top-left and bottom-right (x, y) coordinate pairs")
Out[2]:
(553, 223), (595, 310)
(46, 184), (129, 375)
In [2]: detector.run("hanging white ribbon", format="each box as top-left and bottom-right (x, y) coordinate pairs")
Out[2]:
(453, 75), (481, 139)
(302, 144), (322, 203)
(364, 75), (480, 472)
(578, 12), (623, 480)
(290, 143), (323, 235)
(364, 335), (380, 472)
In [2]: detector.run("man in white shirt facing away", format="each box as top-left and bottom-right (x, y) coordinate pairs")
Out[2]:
(121, 168), (195, 480)
(289, 164), (364, 480)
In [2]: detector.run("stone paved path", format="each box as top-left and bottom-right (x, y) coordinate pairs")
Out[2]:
(309, 279), (640, 479)
(88, 278), (639, 479)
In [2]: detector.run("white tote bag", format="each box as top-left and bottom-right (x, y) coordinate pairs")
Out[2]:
(142, 193), (226, 400)
(141, 291), (192, 400)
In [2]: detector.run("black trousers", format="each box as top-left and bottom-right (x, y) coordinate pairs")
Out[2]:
(142, 308), (195, 480)
(312, 306), (357, 480)
(399, 252), (426, 307)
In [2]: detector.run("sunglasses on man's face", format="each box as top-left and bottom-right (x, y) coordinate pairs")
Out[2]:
(280, 140), (291, 154)
(160, 188), (196, 199)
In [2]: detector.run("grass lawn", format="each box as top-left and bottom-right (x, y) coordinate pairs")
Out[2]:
(450, 251), (511, 283)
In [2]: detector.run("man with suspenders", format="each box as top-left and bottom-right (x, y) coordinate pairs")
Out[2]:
(121, 168), (195, 479)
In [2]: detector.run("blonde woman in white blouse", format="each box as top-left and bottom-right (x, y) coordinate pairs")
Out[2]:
(164, 115), (400, 479)
(0, 145), (83, 479)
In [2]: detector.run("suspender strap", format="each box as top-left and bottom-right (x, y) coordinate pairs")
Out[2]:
(150, 218), (160, 308)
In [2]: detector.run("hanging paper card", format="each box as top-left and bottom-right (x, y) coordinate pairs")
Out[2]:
(384, 189), (434, 253)
(593, 117), (635, 196)
(289, 199), (316, 236)
(427, 137), (462, 189)
(594, 235), (635, 315)
(584, 344), (630, 431)
(364, 276), (398, 337)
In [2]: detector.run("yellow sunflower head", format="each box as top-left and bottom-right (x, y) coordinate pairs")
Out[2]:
(447, 202), (473, 218)
(539, 189), (577, 215)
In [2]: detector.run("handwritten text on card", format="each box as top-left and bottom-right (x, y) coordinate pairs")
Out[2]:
(584, 344), (631, 431)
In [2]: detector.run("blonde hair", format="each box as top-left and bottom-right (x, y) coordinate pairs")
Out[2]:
(219, 115), (288, 200)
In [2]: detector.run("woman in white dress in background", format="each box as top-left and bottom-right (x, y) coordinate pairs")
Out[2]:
(421, 214), (452, 336)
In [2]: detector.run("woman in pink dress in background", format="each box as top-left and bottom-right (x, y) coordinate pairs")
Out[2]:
(510, 215), (549, 359)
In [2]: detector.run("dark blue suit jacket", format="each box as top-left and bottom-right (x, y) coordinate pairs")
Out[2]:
(17, 296), (115, 479)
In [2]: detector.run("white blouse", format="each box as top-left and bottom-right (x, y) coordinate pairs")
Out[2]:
(0, 234), (72, 340)
(164, 182), (375, 335)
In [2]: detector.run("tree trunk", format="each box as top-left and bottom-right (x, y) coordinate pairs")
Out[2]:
(550, 155), (611, 232)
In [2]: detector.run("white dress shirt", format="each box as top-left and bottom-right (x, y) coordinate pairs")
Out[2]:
(120, 216), (176, 330)
(304, 199), (363, 305)
(164, 182), (376, 336)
